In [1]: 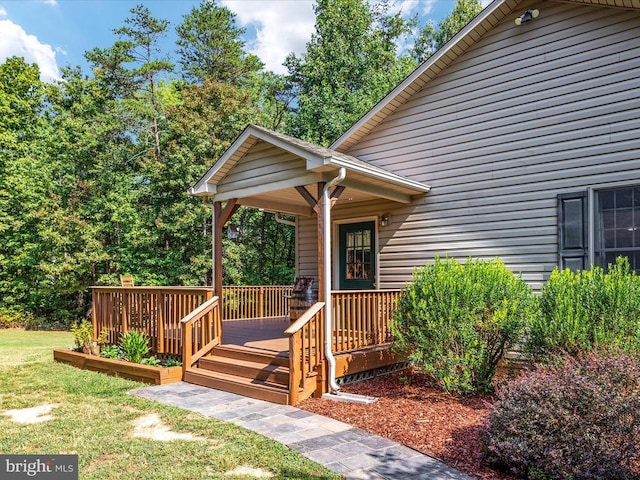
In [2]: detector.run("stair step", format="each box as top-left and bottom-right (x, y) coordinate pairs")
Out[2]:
(199, 355), (290, 386)
(184, 368), (290, 405)
(213, 345), (289, 367)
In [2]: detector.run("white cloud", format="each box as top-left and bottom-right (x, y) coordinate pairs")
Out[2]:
(43, 0), (57, 5)
(0, 20), (60, 82)
(0, 6), (7, 17)
(222, 0), (491, 74)
(222, 0), (315, 75)
(416, 0), (437, 15)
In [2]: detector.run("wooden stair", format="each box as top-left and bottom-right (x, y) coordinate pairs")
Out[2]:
(183, 344), (316, 405)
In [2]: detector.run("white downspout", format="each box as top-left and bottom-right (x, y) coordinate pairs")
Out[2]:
(323, 167), (345, 393)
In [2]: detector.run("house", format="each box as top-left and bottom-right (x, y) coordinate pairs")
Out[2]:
(193, 0), (640, 294)
(83, 0), (639, 405)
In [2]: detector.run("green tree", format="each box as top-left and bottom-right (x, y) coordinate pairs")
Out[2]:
(86, 4), (173, 162)
(0, 58), (107, 322)
(251, 71), (294, 132)
(284, 0), (416, 146)
(175, 0), (262, 85)
(412, 0), (483, 63)
(173, 1), (296, 285)
(222, 209), (295, 285)
(47, 66), (136, 290)
(0, 57), (51, 317)
(83, 6), (209, 286)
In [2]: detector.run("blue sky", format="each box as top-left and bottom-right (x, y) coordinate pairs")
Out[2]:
(0, 0), (484, 83)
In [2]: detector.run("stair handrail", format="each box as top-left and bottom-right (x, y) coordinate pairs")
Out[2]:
(284, 301), (324, 335)
(181, 295), (222, 375)
(285, 301), (325, 405)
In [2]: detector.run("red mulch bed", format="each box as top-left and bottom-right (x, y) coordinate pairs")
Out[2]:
(299, 370), (516, 480)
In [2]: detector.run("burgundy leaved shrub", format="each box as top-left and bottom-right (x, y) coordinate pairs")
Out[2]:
(481, 350), (640, 480)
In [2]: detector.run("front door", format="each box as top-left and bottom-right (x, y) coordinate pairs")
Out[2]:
(339, 221), (376, 290)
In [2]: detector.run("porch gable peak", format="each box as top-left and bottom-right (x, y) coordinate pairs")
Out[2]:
(189, 124), (430, 202)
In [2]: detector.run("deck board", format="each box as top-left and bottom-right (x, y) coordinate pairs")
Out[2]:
(222, 317), (290, 353)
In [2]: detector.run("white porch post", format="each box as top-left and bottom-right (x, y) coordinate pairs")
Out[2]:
(322, 168), (345, 393)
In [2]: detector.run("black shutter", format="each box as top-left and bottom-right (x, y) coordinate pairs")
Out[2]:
(558, 191), (588, 271)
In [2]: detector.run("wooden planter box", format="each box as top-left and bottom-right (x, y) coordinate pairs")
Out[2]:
(53, 349), (182, 385)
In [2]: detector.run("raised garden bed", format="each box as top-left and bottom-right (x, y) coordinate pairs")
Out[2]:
(53, 349), (182, 385)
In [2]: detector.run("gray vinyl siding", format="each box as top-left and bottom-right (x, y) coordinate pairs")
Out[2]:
(216, 140), (308, 195)
(300, 1), (640, 291)
(297, 215), (318, 279)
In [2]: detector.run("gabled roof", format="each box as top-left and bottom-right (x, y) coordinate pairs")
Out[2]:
(189, 124), (430, 202)
(331, 0), (640, 152)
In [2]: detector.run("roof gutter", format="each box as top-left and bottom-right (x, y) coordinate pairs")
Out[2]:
(330, 157), (431, 193)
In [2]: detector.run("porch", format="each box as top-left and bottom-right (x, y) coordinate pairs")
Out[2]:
(92, 285), (403, 405)
(88, 127), (426, 404)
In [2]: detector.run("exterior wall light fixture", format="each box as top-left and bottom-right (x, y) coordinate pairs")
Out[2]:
(515, 9), (539, 25)
(380, 213), (391, 227)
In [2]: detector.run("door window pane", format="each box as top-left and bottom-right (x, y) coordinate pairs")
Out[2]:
(345, 230), (372, 280)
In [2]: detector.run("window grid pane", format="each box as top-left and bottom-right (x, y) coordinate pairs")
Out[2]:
(345, 229), (372, 280)
(595, 186), (640, 272)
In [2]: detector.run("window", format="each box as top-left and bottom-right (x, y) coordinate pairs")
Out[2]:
(558, 186), (640, 273)
(594, 186), (640, 272)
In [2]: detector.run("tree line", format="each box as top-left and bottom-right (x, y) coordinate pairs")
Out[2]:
(0, 0), (481, 324)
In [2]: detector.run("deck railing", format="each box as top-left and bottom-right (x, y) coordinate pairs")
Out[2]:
(92, 285), (401, 362)
(181, 296), (222, 373)
(222, 285), (292, 320)
(92, 285), (292, 355)
(331, 289), (401, 353)
(285, 302), (325, 405)
(92, 286), (212, 356)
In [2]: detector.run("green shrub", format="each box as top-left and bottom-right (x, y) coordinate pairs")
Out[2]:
(70, 321), (109, 354)
(71, 320), (99, 354)
(481, 350), (640, 479)
(119, 330), (150, 364)
(391, 257), (536, 394)
(100, 344), (121, 359)
(141, 356), (161, 366)
(526, 257), (640, 360)
(0, 309), (28, 329)
(0, 308), (42, 329)
(165, 358), (182, 367)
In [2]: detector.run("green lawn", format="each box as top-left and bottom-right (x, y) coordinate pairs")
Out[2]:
(0, 329), (340, 480)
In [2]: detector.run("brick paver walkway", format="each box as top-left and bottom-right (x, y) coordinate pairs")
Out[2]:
(130, 382), (473, 480)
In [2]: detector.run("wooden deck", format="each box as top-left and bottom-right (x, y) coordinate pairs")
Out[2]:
(222, 317), (289, 354)
(220, 315), (403, 382)
(91, 286), (402, 404)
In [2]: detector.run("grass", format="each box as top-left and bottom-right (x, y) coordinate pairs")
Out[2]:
(0, 329), (340, 480)
(0, 329), (74, 365)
